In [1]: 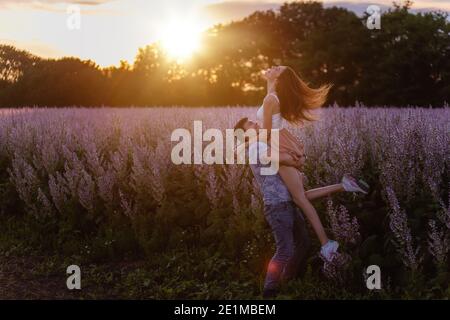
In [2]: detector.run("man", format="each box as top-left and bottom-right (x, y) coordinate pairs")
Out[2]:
(234, 117), (311, 298)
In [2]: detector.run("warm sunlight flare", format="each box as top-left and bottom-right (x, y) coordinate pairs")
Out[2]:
(157, 19), (204, 62)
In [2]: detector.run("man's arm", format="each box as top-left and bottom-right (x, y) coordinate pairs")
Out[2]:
(261, 146), (304, 170)
(279, 151), (304, 170)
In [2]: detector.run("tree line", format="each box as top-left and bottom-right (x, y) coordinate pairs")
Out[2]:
(0, 1), (449, 108)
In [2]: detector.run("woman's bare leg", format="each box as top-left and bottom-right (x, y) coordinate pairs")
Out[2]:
(306, 184), (344, 201)
(278, 166), (329, 246)
(295, 173), (344, 200)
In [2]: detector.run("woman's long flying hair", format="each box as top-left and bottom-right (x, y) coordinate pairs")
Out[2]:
(275, 66), (332, 125)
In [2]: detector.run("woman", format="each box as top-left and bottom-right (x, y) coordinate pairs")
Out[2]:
(258, 65), (369, 261)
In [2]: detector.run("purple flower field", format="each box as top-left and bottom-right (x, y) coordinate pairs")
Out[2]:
(0, 106), (449, 299)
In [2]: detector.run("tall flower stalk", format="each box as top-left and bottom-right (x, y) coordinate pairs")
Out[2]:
(385, 186), (422, 273)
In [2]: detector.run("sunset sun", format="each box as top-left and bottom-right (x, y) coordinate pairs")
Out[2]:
(157, 19), (204, 61)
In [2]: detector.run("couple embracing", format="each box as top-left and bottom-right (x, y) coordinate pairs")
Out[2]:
(233, 66), (369, 298)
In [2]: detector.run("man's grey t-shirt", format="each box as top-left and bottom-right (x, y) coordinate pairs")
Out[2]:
(248, 141), (292, 205)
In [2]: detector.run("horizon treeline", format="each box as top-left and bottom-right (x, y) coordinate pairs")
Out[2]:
(0, 1), (449, 108)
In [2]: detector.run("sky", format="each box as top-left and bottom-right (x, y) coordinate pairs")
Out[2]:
(0, 0), (449, 67)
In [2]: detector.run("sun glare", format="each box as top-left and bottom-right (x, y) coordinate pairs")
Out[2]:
(157, 18), (204, 62)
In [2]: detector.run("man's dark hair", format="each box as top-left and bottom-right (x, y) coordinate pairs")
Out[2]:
(233, 117), (250, 145)
(234, 117), (248, 132)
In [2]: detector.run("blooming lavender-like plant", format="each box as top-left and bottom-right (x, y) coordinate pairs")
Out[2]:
(205, 167), (224, 211)
(427, 219), (449, 268)
(320, 199), (361, 282)
(326, 199), (361, 245)
(385, 186), (422, 273)
(438, 187), (450, 230)
(320, 251), (352, 284)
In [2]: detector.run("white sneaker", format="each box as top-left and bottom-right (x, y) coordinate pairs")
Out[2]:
(341, 174), (369, 194)
(320, 240), (339, 262)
